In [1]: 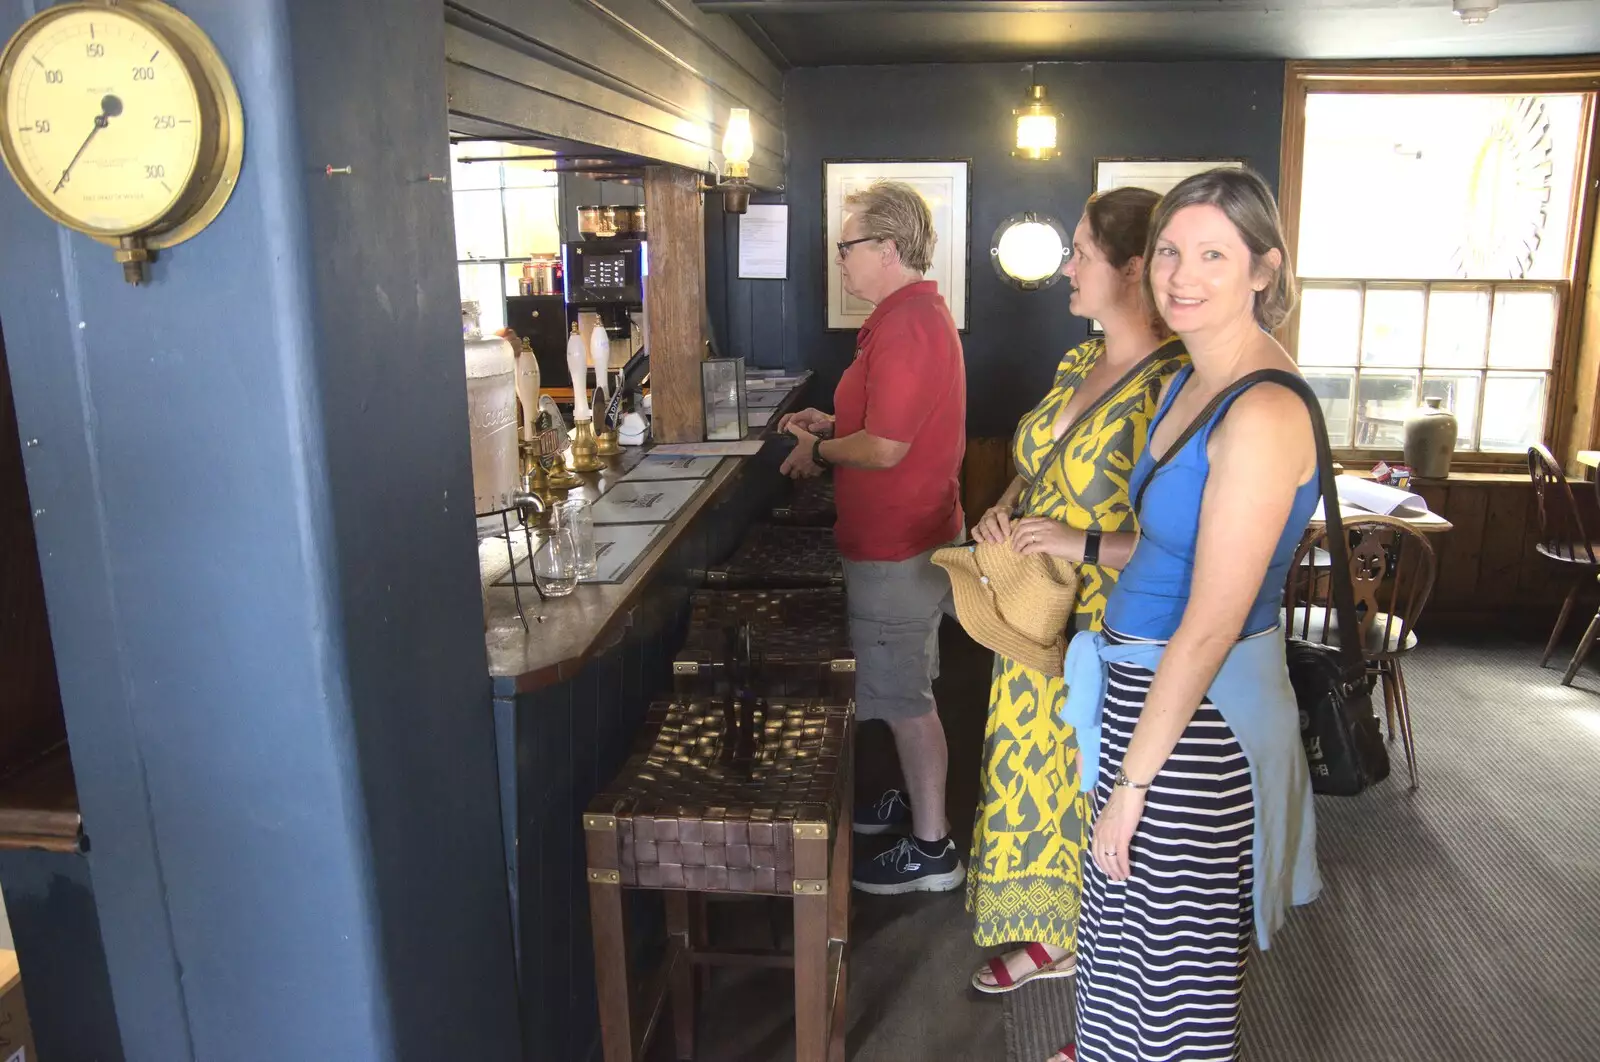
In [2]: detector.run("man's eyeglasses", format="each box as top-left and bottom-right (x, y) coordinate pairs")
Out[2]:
(835, 236), (877, 257)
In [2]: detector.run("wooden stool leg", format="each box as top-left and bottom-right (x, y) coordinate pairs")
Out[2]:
(794, 890), (829, 1062)
(589, 878), (637, 1062)
(689, 893), (712, 996)
(827, 808), (851, 1061)
(664, 892), (696, 1060)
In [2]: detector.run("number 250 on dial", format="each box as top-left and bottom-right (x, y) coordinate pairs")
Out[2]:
(0, 0), (242, 266)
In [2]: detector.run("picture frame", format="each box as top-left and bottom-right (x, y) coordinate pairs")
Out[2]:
(1092, 157), (1246, 197)
(1086, 157), (1247, 334)
(824, 158), (971, 332)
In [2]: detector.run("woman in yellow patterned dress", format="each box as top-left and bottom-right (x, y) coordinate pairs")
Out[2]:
(967, 188), (1188, 992)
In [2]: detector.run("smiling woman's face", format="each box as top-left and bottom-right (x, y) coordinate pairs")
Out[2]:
(1149, 203), (1272, 337)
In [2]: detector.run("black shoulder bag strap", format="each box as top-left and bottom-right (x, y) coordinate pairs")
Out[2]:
(1133, 368), (1366, 683)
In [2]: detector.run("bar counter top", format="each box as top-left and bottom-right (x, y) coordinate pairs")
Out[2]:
(482, 382), (808, 694)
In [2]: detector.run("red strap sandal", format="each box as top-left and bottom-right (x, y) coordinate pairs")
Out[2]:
(971, 942), (1076, 995)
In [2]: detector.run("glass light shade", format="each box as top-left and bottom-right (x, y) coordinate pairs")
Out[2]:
(990, 212), (1069, 291)
(1013, 85), (1060, 161)
(722, 108), (755, 176)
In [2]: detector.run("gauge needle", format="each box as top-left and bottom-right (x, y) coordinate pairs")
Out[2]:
(53, 94), (123, 194)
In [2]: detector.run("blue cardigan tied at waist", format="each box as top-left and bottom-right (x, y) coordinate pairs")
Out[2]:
(1062, 626), (1322, 950)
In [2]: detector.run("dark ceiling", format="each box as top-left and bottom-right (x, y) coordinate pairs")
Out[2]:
(697, 0), (1600, 66)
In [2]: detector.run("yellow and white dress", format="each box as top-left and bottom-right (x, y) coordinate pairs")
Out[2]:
(965, 336), (1187, 950)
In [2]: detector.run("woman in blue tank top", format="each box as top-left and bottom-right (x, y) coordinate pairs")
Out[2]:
(1048, 170), (1323, 1062)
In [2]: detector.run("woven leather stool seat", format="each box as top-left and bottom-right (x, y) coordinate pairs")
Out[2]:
(589, 698), (848, 894)
(673, 589), (854, 700)
(706, 525), (843, 589)
(585, 696), (853, 1061)
(770, 476), (836, 527)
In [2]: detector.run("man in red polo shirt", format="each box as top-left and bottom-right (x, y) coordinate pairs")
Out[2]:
(780, 180), (967, 895)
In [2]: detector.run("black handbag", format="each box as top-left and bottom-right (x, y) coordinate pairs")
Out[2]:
(1133, 369), (1389, 797)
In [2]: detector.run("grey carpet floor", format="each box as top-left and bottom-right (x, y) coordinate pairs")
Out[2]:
(1004, 636), (1600, 1062)
(647, 631), (1600, 1061)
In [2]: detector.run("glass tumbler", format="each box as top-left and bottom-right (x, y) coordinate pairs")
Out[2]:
(532, 525), (579, 598)
(558, 498), (598, 579)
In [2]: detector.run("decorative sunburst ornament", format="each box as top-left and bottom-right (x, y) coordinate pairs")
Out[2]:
(1454, 97), (1555, 279)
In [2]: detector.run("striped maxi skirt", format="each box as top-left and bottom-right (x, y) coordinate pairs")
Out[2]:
(1074, 634), (1256, 1062)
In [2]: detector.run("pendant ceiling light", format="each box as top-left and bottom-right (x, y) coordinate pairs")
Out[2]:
(1013, 70), (1060, 161)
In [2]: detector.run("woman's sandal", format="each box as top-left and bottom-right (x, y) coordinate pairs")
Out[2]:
(970, 941), (1076, 994)
(1044, 1045), (1076, 1062)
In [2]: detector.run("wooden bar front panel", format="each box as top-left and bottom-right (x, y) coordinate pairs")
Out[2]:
(644, 165), (709, 443)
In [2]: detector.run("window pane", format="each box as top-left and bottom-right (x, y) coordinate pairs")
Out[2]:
(1297, 285), (1361, 366)
(1420, 373), (1480, 447)
(1355, 373), (1417, 448)
(1424, 287), (1490, 368)
(1361, 287), (1425, 367)
(459, 264), (507, 335)
(1298, 93), (1586, 280)
(1488, 288), (1558, 370)
(1303, 372), (1354, 449)
(449, 142), (502, 191)
(1479, 373), (1546, 452)
(502, 158), (559, 189)
(454, 189), (506, 260)
(505, 187), (561, 258)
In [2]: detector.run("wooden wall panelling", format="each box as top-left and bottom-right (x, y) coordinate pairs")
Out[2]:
(961, 437), (1012, 533)
(0, 326), (66, 781)
(445, 0), (782, 187)
(645, 164), (709, 443)
(1433, 484), (1489, 611)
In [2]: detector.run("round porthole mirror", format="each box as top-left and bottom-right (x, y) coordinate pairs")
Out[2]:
(991, 212), (1069, 291)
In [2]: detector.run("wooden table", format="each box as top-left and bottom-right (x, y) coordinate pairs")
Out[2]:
(1309, 502), (1454, 535)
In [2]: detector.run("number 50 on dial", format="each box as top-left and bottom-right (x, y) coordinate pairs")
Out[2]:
(0, 0), (243, 283)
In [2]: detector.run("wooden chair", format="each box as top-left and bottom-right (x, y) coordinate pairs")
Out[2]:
(1526, 445), (1600, 669)
(1286, 514), (1437, 789)
(1560, 574), (1600, 686)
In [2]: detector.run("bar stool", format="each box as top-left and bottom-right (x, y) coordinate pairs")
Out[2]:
(673, 588), (855, 701)
(705, 525), (843, 590)
(770, 475), (837, 527)
(583, 696), (853, 1062)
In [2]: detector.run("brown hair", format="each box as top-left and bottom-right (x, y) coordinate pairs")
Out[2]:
(1084, 186), (1161, 268)
(1145, 167), (1297, 331)
(844, 180), (937, 274)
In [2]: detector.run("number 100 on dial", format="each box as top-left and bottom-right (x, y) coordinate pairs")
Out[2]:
(0, 1), (243, 283)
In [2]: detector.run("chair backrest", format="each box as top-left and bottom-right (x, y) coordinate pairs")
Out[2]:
(1285, 515), (1438, 660)
(1527, 444), (1596, 564)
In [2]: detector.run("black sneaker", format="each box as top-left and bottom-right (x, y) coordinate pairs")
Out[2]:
(853, 789), (913, 836)
(852, 836), (966, 895)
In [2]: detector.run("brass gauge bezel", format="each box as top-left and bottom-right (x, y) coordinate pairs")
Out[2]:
(0, 0), (243, 257)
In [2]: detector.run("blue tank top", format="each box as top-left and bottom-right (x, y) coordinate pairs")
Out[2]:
(1103, 366), (1321, 641)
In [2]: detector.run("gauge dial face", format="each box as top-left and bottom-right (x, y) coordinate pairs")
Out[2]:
(2, 7), (203, 235)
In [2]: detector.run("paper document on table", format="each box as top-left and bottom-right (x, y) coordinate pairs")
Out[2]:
(648, 440), (767, 457)
(1332, 476), (1429, 517)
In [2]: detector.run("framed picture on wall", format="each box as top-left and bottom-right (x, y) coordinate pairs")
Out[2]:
(1092, 157), (1246, 197)
(1085, 158), (1246, 334)
(823, 159), (971, 332)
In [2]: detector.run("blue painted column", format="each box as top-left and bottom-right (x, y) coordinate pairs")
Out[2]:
(0, 1), (522, 1060)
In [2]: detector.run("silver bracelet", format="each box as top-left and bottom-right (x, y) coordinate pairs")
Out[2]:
(1113, 768), (1152, 790)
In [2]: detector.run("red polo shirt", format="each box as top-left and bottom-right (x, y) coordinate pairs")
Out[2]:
(832, 281), (966, 562)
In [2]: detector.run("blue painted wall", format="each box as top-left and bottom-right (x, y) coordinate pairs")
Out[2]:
(782, 60), (1286, 436)
(0, 1), (521, 1059)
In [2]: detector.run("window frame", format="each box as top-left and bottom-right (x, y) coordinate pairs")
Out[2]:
(1278, 59), (1600, 473)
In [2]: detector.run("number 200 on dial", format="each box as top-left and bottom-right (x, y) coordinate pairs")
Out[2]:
(1, 5), (204, 235)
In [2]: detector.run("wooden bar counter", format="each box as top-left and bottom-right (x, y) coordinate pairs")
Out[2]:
(484, 381), (811, 1060)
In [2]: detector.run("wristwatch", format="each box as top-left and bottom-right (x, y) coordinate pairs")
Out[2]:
(1113, 768), (1152, 791)
(812, 437), (831, 470)
(1083, 529), (1103, 565)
